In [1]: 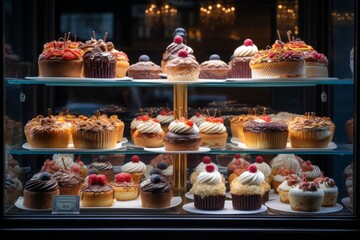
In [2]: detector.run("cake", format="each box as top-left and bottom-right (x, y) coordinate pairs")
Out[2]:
(230, 164), (265, 210)
(24, 115), (71, 148)
(111, 173), (139, 201)
(53, 169), (83, 195)
(132, 115), (165, 148)
(298, 160), (321, 181)
(106, 41), (130, 78)
(121, 155), (146, 184)
(156, 108), (174, 132)
(288, 112), (335, 148)
(243, 119), (289, 149)
(229, 38), (258, 78)
(249, 40), (306, 78)
(270, 154), (302, 176)
(190, 156), (219, 184)
(161, 35), (195, 73)
(272, 167), (297, 194)
(140, 174), (172, 208)
(38, 35), (84, 77)
(313, 175), (338, 207)
(80, 174), (114, 207)
(89, 161), (114, 182)
(163, 118), (201, 151)
(5, 174), (23, 205)
(165, 50), (200, 81)
(199, 117), (228, 148)
(83, 40), (116, 78)
(277, 174), (300, 203)
(127, 55), (161, 79)
(72, 115), (118, 149)
(189, 164), (226, 210)
(199, 54), (230, 79)
(253, 156), (272, 185)
(23, 172), (60, 209)
(288, 176), (324, 212)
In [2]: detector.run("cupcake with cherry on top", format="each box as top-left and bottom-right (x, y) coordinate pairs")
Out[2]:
(313, 173), (338, 207)
(165, 50), (200, 81)
(156, 108), (174, 133)
(298, 160), (321, 181)
(190, 156), (219, 184)
(253, 155), (272, 185)
(132, 115), (165, 148)
(80, 174), (114, 207)
(229, 38), (258, 78)
(121, 155), (146, 185)
(111, 173), (139, 201)
(190, 111), (207, 127)
(199, 116), (228, 148)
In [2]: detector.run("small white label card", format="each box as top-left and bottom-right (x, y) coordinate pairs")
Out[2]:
(52, 195), (80, 214)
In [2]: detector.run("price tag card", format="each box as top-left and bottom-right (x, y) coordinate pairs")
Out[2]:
(52, 196), (80, 214)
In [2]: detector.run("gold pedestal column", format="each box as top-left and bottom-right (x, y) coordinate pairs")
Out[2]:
(173, 84), (188, 191)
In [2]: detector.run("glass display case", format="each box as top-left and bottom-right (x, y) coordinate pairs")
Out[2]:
(2, 0), (358, 237)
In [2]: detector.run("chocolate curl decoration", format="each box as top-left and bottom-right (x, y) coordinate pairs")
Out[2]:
(61, 157), (68, 171)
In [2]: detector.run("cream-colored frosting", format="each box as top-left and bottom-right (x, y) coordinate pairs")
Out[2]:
(277, 180), (295, 191)
(190, 115), (206, 126)
(289, 185), (324, 197)
(156, 115), (174, 124)
(130, 118), (142, 129)
(136, 120), (162, 133)
(196, 170), (222, 185)
(53, 154), (75, 169)
(161, 165), (173, 176)
(195, 162), (218, 172)
(271, 154), (301, 172)
(273, 174), (287, 183)
(298, 165), (321, 179)
(168, 120), (199, 134)
(199, 121), (226, 134)
(121, 161), (146, 173)
(234, 44), (258, 57)
(238, 170), (264, 185)
(319, 182), (338, 194)
(254, 162), (271, 177)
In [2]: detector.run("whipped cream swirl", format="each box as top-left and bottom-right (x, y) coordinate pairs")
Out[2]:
(156, 115), (174, 124)
(199, 121), (226, 134)
(254, 162), (271, 177)
(136, 120), (162, 133)
(238, 170), (264, 185)
(271, 154), (301, 172)
(234, 44), (258, 57)
(168, 120), (199, 134)
(196, 170), (222, 185)
(122, 161), (146, 173)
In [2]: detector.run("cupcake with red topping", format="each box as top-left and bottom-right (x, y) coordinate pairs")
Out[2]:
(121, 155), (146, 185)
(229, 38), (258, 78)
(272, 167), (297, 194)
(199, 116), (228, 148)
(277, 174), (301, 203)
(165, 50), (200, 81)
(156, 108), (174, 133)
(227, 153), (250, 176)
(132, 115), (165, 148)
(130, 115), (147, 141)
(190, 112), (207, 127)
(298, 160), (321, 181)
(190, 164), (226, 210)
(254, 156), (272, 184)
(313, 174), (338, 207)
(111, 173), (139, 201)
(80, 174), (115, 207)
(190, 156), (219, 184)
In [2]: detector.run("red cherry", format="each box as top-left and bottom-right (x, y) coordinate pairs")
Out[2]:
(195, 112), (201, 117)
(185, 120), (194, 127)
(71, 165), (80, 173)
(260, 115), (271, 122)
(247, 164), (258, 173)
(152, 118), (159, 123)
(160, 110), (167, 115)
(116, 173), (131, 183)
(178, 50), (188, 58)
(140, 115), (151, 121)
(97, 174), (108, 185)
(306, 160), (312, 166)
(124, 173), (132, 182)
(202, 156), (212, 164)
(88, 174), (98, 185)
(244, 39), (253, 46)
(131, 155), (140, 163)
(205, 164), (215, 173)
(255, 156), (263, 163)
(174, 35), (183, 44)
(234, 153), (241, 159)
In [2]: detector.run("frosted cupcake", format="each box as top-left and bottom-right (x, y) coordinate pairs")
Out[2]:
(229, 38), (258, 78)
(270, 154), (302, 176)
(199, 117), (228, 148)
(253, 155), (272, 185)
(298, 160), (321, 181)
(156, 108), (174, 133)
(277, 174), (300, 203)
(272, 167), (297, 194)
(313, 174), (338, 207)
(121, 155), (146, 184)
(190, 156), (219, 184)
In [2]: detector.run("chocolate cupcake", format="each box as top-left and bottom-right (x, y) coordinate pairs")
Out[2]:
(199, 54), (230, 79)
(127, 55), (161, 79)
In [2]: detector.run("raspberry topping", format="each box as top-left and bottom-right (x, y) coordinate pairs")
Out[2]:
(244, 39), (253, 46)
(131, 155), (140, 163)
(178, 50), (188, 58)
(88, 174), (98, 185)
(202, 156), (212, 164)
(140, 115), (151, 121)
(97, 174), (108, 185)
(260, 115), (271, 122)
(255, 156), (263, 163)
(234, 153), (241, 159)
(247, 164), (258, 173)
(185, 120), (194, 127)
(205, 164), (215, 173)
(174, 35), (183, 44)
(115, 173), (132, 183)
(205, 117), (224, 123)
(71, 165), (80, 173)
(195, 112), (201, 117)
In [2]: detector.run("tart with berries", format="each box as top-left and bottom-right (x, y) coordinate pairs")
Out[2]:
(127, 54), (161, 79)
(165, 50), (200, 81)
(38, 34), (84, 77)
(199, 116), (228, 148)
(133, 115), (165, 148)
(121, 155), (146, 184)
(163, 117), (201, 151)
(80, 174), (114, 207)
(156, 108), (174, 133)
(111, 173), (139, 201)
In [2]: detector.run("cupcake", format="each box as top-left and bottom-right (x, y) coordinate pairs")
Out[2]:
(298, 160), (321, 181)
(230, 114), (259, 141)
(23, 172), (60, 209)
(230, 164), (265, 210)
(156, 108), (174, 133)
(83, 41), (116, 78)
(53, 169), (83, 195)
(74, 155), (89, 180)
(227, 154), (250, 176)
(132, 115), (165, 148)
(190, 156), (218, 184)
(277, 174), (301, 203)
(288, 113), (335, 148)
(253, 156), (272, 185)
(190, 112), (207, 127)
(130, 115), (146, 141)
(7, 157), (22, 177)
(313, 175), (338, 207)
(111, 173), (139, 201)
(288, 176), (324, 212)
(270, 154), (302, 176)
(40, 159), (61, 174)
(199, 117), (228, 148)
(272, 167), (297, 194)
(5, 174), (23, 205)
(80, 174), (114, 207)
(154, 162), (173, 185)
(189, 164), (226, 210)
(89, 161), (114, 182)
(127, 55), (161, 79)
(140, 174), (172, 208)
(165, 50), (200, 81)
(106, 41), (130, 78)
(121, 155), (146, 185)
(243, 119), (288, 149)
(229, 38), (258, 78)
(199, 54), (230, 79)
(105, 114), (125, 143)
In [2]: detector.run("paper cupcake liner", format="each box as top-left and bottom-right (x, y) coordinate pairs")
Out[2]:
(289, 128), (334, 148)
(243, 131), (288, 149)
(84, 60), (116, 78)
(250, 60), (305, 78)
(72, 130), (118, 149)
(231, 194), (262, 210)
(26, 129), (71, 148)
(194, 195), (225, 210)
(230, 59), (252, 78)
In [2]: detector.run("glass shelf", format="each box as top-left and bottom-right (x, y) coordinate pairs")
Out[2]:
(6, 77), (354, 87)
(6, 143), (353, 155)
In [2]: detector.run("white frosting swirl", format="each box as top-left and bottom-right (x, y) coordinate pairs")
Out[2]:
(271, 154), (301, 172)
(238, 170), (264, 185)
(136, 120), (162, 133)
(298, 165), (321, 179)
(199, 121), (226, 134)
(318, 182), (338, 194)
(234, 44), (258, 57)
(53, 154), (75, 169)
(121, 161), (146, 173)
(156, 115), (174, 124)
(196, 170), (222, 185)
(130, 118), (142, 129)
(254, 162), (271, 177)
(161, 165), (173, 176)
(190, 115), (206, 126)
(168, 120), (199, 134)
(195, 162), (218, 172)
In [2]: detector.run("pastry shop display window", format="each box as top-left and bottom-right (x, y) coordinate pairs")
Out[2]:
(2, 0), (358, 234)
